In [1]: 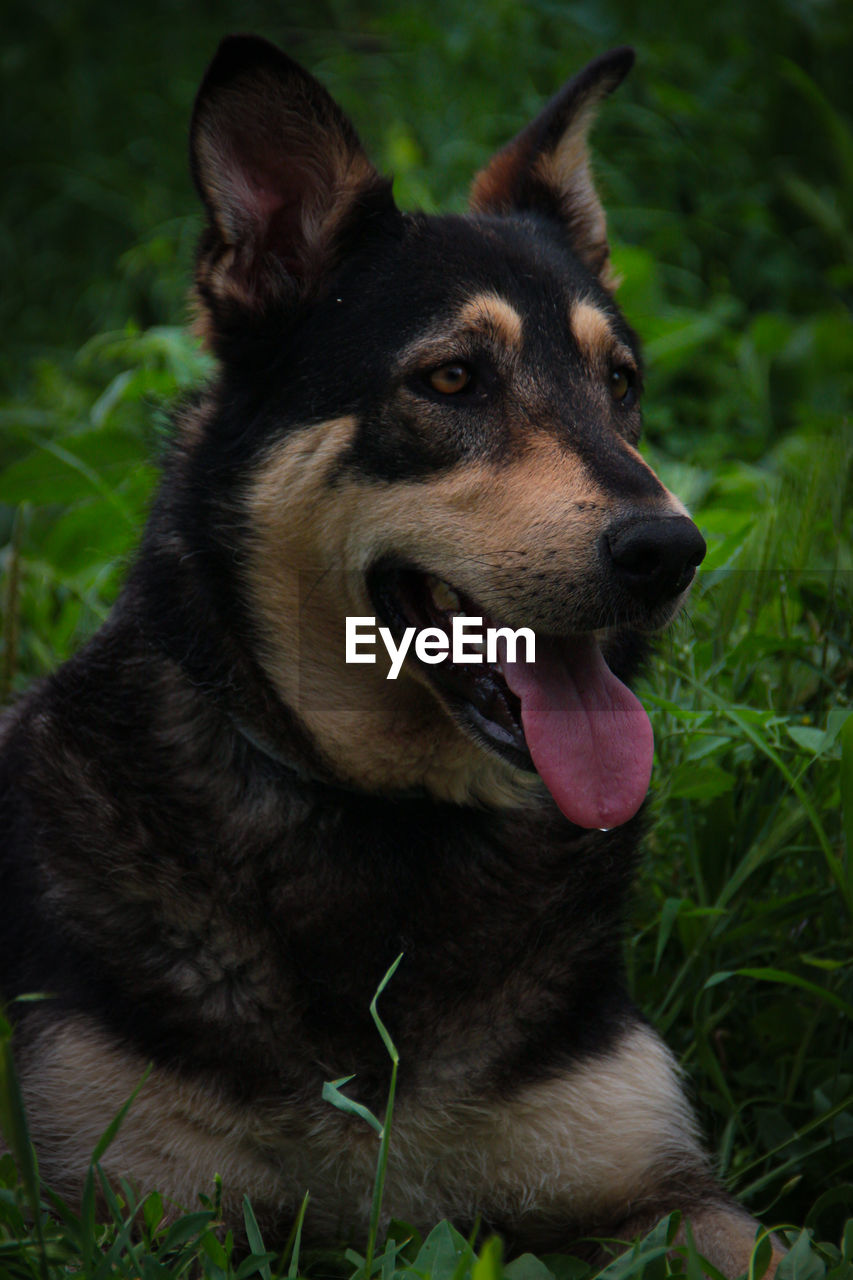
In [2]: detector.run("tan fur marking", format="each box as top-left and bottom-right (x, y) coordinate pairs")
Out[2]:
(453, 1022), (704, 1222)
(570, 299), (615, 366)
(456, 293), (523, 350)
(399, 1026), (775, 1272)
(245, 433), (541, 810)
(673, 1208), (787, 1279)
(536, 108), (592, 194)
(17, 1016), (300, 1228)
(534, 107), (610, 278)
(394, 295), (523, 376)
(469, 142), (526, 214)
(17, 1015), (721, 1251)
(243, 421), (687, 805)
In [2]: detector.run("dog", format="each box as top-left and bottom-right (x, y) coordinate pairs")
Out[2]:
(0, 35), (783, 1275)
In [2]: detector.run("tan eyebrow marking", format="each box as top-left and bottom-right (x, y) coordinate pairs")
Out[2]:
(570, 299), (616, 366)
(457, 292), (523, 350)
(395, 292), (525, 372)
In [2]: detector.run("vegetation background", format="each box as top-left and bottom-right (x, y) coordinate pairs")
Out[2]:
(1, 0), (851, 1276)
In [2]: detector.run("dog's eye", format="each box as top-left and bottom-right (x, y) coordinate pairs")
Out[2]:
(609, 366), (635, 405)
(428, 364), (472, 395)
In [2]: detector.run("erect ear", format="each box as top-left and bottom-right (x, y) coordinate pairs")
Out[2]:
(470, 48), (634, 287)
(190, 35), (396, 332)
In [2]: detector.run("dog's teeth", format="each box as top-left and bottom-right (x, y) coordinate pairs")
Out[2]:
(427, 576), (461, 613)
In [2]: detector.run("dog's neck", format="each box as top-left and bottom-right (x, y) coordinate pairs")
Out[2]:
(229, 708), (429, 802)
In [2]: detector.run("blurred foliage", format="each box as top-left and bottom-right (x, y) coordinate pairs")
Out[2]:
(3, 0), (852, 389)
(1, 0), (852, 1258)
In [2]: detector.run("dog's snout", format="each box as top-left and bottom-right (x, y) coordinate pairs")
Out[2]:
(604, 514), (706, 604)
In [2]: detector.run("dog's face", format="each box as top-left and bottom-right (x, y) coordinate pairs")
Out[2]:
(187, 37), (705, 828)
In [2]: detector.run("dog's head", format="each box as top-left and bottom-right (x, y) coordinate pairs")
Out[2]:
(185, 36), (705, 829)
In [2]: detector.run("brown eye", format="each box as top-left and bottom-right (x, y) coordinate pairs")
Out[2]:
(609, 366), (633, 403)
(429, 364), (471, 395)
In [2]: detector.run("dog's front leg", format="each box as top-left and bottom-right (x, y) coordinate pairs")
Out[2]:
(396, 1019), (784, 1278)
(594, 1199), (787, 1278)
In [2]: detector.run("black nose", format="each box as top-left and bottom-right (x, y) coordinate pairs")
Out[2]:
(604, 514), (706, 605)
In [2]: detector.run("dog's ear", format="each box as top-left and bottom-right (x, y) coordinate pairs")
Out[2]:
(190, 35), (396, 333)
(470, 48), (634, 286)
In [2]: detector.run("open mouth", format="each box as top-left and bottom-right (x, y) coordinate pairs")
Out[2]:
(367, 565), (532, 771)
(367, 564), (655, 830)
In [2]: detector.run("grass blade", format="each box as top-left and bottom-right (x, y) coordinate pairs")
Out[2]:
(0, 1014), (48, 1280)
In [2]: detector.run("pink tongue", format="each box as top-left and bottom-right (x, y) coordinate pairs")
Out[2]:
(501, 636), (653, 830)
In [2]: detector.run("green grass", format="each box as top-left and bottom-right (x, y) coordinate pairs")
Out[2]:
(1, 0), (852, 1274)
